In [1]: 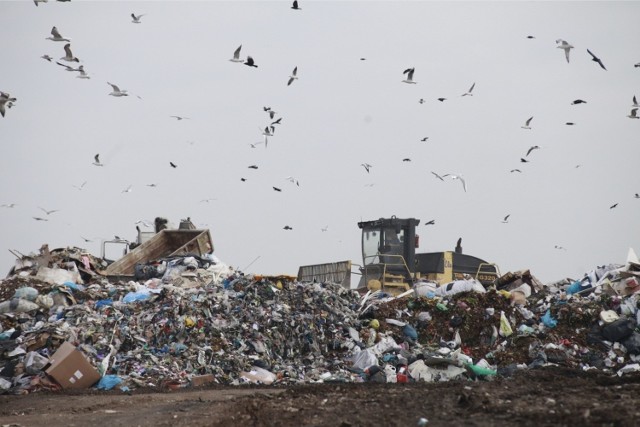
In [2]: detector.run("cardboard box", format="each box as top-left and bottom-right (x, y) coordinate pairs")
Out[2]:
(45, 342), (101, 389)
(191, 374), (216, 387)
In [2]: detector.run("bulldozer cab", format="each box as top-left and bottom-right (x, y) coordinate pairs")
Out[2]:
(358, 216), (420, 295)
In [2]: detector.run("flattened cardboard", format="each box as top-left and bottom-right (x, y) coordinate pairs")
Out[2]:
(45, 342), (100, 389)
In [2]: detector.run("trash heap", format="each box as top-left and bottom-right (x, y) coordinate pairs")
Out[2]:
(1, 244), (640, 394)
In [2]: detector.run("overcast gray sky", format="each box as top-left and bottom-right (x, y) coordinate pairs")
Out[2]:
(1, 1), (639, 284)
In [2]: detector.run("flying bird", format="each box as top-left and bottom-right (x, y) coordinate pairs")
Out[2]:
(587, 49), (607, 70)
(610, 203), (618, 209)
(510, 169), (522, 173)
(121, 185), (133, 193)
(92, 154), (103, 166)
(273, 187), (282, 192)
(635, 193), (639, 199)
(1, 203), (17, 208)
(526, 35), (536, 39)
(424, 220), (435, 226)
(244, 56), (258, 68)
(419, 98), (425, 104)
(107, 82), (128, 97)
(291, 0), (301, 10)
(39, 207), (59, 215)
(628, 108), (639, 119)
(444, 174), (467, 192)
(200, 198), (216, 203)
(169, 162), (177, 168)
(420, 137), (429, 142)
(402, 158), (411, 162)
(283, 225), (293, 230)
(461, 82), (475, 96)
(230, 45), (243, 62)
(33, 0), (48, 6)
(271, 117), (282, 125)
(571, 99), (587, 105)
(501, 214), (510, 223)
(402, 68), (416, 84)
(248, 165), (259, 169)
(437, 97), (447, 102)
(632, 95), (639, 108)
(41, 54), (53, 62)
(80, 236), (93, 243)
(566, 122), (576, 126)
(47, 26), (70, 42)
(285, 176), (299, 186)
(554, 245), (567, 251)
(361, 163), (372, 173)
(33, 217), (49, 221)
(76, 66), (90, 79)
(520, 158), (530, 163)
(60, 43), (79, 62)
(131, 13), (145, 23)
(55, 61), (81, 72)
(170, 115), (190, 120)
(73, 181), (86, 190)
(287, 66), (298, 86)
(0, 92), (17, 118)
(521, 116), (533, 129)
(556, 39), (574, 63)
(526, 145), (540, 156)
(321, 225), (329, 232)
(240, 178), (247, 182)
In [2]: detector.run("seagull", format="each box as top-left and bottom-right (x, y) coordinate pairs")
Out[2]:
(60, 43), (79, 62)
(39, 207), (59, 215)
(361, 163), (372, 173)
(444, 174), (467, 192)
(610, 203), (618, 209)
(420, 137), (429, 142)
(76, 66), (90, 79)
(135, 220), (152, 228)
(291, 0), (301, 10)
(283, 225), (293, 230)
(402, 68), (416, 84)
(41, 54), (53, 62)
(230, 45), (243, 62)
(248, 165), (259, 169)
(556, 39), (574, 63)
(526, 145), (540, 156)
(520, 158), (530, 163)
(321, 225), (329, 232)
(244, 56), (258, 68)
(72, 181), (87, 191)
(571, 99), (587, 105)
(587, 49), (607, 70)
(287, 66), (298, 86)
(262, 126), (274, 137)
(121, 185), (133, 193)
(108, 82), (128, 97)
(461, 82), (475, 96)
(240, 178), (247, 182)
(285, 176), (299, 186)
(521, 116), (533, 129)
(249, 141), (264, 148)
(632, 95), (639, 108)
(431, 171), (445, 181)
(200, 198), (216, 203)
(170, 115), (190, 120)
(424, 219), (435, 226)
(526, 35), (536, 39)
(437, 97), (447, 102)
(402, 158), (411, 162)
(628, 108), (639, 119)
(33, 217), (49, 221)
(271, 117), (282, 125)
(92, 154), (103, 166)
(169, 162), (177, 168)
(635, 62), (640, 68)
(80, 236), (93, 243)
(56, 61), (81, 72)
(146, 183), (158, 187)
(419, 98), (425, 104)
(47, 26), (70, 42)
(635, 193), (639, 199)
(0, 92), (17, 118)
(33, 0), (48, 6)
(554, 245), (567, 251)
(0, 203), (17, 208)
(510, 169), (522, 173)
(566, 122), (575, 126)
(131, 13), (145, 23)
(501, 214), (510, 223)
(273, 187), (282, 192)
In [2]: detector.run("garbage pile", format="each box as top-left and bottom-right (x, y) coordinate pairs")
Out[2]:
(1, 244), (640, 394)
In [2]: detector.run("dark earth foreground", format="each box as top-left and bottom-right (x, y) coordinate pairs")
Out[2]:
(2, 367), (640, 427)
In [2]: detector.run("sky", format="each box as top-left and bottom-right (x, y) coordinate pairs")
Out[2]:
(1, 1), (639, 286)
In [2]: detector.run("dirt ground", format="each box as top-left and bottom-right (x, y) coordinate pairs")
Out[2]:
(1, 367), (640, 426)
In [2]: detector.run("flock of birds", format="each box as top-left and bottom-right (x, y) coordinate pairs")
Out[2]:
(1, 1), (639, 263)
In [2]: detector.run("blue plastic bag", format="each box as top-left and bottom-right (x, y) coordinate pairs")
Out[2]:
(542, 310), (557, 328)
(96, 375), (123, 390)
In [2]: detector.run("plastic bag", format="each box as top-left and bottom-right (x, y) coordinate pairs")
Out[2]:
(97, 375), (123, 390)
(351, 349), (378, 371)
(541, 310), (558, 328)
(499, 311), (513, 337)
